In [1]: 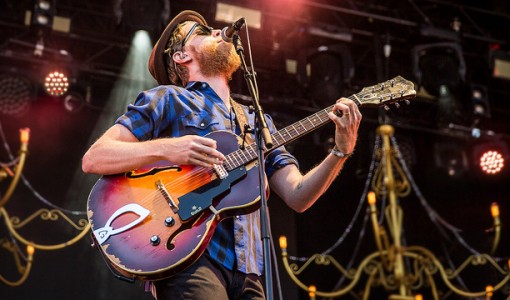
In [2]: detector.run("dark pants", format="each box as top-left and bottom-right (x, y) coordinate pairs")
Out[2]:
(153, 253), (265, 300)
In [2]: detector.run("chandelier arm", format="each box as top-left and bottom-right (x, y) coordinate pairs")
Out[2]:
(389, 155), (411, 197)
(1, 207), (91, 250)
(282, 248), (388, 297)
(0, 241), (34, 287)
(362, 268), (378, 300)
(10, 208), (88, 230)
(423, 267), (440, 300)
(407, 246), (510, 297)
(490, 215), (501, 255)
(0, 131), (29, 208)
(0, 260), (33, 287)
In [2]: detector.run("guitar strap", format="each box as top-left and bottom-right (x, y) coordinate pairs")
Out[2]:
(230, 98), (253, 144)
(229, 98), (264, 276)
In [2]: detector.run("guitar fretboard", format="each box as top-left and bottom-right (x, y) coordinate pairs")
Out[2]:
(221, 75), (416, 172)
(222, 95), (358, 171)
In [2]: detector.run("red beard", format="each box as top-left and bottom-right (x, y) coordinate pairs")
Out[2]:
(190, 42), (241, 79)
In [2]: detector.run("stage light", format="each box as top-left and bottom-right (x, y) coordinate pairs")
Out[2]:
(472, 140), (508, 176)
(301, 44), (354, 107)
(31, 0), (55, 29)
(112, 0), (169, 35)
(471, 84), (490, 119)
(62, 92), (84, 113)
(412, 42), (466, 96)
(412, 42), (467, 127)
(434, 141), (468, 177)
(216, 2), (262, 29)
(44, 70), (69, 96)
(0, 74), (33, 116)
(490, 48), (510, 81)
(479, 150), (504, 175)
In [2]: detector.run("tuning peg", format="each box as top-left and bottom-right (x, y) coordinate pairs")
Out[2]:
(384, 105), (390, 111)
(405, 99), (410, 105)
(394, 102), (400, 108)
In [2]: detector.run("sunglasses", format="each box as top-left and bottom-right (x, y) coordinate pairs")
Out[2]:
(180, 22), (213, 49)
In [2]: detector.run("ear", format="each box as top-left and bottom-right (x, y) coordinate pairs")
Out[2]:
(172, 51), (191, 64)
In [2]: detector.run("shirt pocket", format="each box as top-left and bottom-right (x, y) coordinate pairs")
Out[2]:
(180, 111), (220, 135)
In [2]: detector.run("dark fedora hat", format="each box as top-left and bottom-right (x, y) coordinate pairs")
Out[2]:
(148, 10), (207, 85)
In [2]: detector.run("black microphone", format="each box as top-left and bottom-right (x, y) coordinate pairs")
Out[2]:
(221, 17), (246, 43)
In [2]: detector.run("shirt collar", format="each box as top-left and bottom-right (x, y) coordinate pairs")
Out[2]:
(185, 81), (209, 90)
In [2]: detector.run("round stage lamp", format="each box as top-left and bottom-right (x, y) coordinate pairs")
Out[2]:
(44, 70), (69, 96)
(479, 150), (505, 175)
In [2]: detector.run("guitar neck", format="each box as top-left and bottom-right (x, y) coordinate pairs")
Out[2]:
(222, 75), (416, 172)
(223, 95), (358, 172)
(268, 95), (360, 152)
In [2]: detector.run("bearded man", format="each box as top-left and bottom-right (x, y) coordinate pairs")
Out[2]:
(82, 10), (361, 300)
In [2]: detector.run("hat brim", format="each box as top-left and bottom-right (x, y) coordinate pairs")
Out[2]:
(148, 10), (207, 85)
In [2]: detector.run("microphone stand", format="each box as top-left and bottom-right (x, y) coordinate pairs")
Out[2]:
(233, 33), (274, 300)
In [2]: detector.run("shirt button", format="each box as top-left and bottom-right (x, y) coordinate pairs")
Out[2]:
(200, 122), (205, 127)
(202, 83), (207, 88)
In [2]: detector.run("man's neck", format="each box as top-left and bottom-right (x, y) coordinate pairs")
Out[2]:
(191, 74), (231, 108)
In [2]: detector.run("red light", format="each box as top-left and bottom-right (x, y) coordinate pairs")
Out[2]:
(479, 150), (505, 175)
(44, 70), (69, 96)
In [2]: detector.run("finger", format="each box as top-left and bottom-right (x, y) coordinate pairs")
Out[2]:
(332, 102), (350, 118)
(189, 156), (214, 168)
(191, 136), (225, 161)
(199, 145), (225, 161)
(193, 150), (221, 167)
(339, 100), (362, 123)
(195, 136), (217, 149)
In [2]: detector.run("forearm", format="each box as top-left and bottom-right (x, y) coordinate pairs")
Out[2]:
(82, 124), (226, 175)
(271, 153), (348, 212)
(82, 132), (165, 175)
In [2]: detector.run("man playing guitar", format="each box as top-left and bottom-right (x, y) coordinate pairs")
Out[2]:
(82, 10), (361, 300)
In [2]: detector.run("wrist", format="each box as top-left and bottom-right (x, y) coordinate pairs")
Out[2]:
(330, 146), (352, 158)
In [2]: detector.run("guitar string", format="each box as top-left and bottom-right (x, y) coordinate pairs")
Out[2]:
(199, 83), (408, 183)
(123, 100), (353, 212)
(121, 166), (216, 210)
(111, 106), (338, 212)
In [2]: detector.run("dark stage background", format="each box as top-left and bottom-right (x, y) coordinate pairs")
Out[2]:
(1, 0), (510, 299)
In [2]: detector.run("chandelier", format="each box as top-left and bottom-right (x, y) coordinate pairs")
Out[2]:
(280, 124), (509, 299)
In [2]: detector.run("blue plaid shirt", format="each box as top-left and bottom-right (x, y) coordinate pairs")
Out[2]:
(116, 81), (298, 275)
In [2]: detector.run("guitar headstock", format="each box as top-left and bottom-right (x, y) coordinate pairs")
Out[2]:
(355, 76), (416, 109)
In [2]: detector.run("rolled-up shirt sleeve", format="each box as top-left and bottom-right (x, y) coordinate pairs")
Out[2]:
(262, 114), (299, 178)
(116, 87), (173, 141)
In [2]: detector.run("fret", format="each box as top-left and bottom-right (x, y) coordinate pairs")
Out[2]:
(298, 119), (307, 132)
(239, 147), (249, 162)
(223, 76), (415, 171)
(287, 124), (298, 138)
(224, 155), (235, 171)
(232, 150), (244, 168)
(306, 116), (315, 128)
(283, 128), (290, 141)
(246, 145), (256, 160)
(309, 113), (320, 125)
(272, 133), (284, 147)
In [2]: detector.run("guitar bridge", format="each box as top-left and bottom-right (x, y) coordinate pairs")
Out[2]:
(156, 180), (178, 212)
